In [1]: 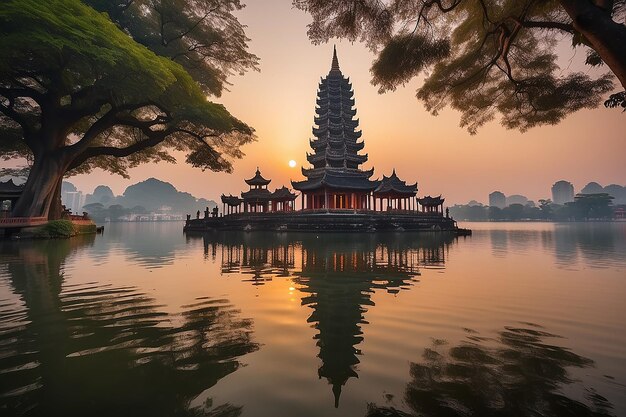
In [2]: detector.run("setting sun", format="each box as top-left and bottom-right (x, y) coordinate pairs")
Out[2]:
(288, 160), (296, 168)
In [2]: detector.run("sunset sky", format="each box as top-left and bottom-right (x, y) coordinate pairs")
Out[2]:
(66, 1), (625, 205)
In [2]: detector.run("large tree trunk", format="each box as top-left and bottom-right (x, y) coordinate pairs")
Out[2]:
(560, 0), (626, 91)
(11, 154), (68, 220)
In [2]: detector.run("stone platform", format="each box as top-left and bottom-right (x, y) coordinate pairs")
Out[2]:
(183, 210), (470, 235)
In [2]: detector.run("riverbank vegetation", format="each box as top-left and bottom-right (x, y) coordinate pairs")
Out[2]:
(450, 193), (620, 221)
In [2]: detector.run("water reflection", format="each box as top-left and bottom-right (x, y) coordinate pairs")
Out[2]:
(192, 232), (456, 407)
(485, 223), (626, 268)
(0, 237), (258, 416)
(365, 326), (616, 417)
(93, 223), (189, 269)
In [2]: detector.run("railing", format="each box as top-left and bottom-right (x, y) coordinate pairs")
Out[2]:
(0, 216), (48, 227)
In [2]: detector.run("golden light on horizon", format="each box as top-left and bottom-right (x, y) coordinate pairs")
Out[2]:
(288, 160), (297, 168)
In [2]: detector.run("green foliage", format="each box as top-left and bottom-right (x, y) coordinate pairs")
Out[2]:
(567, 193), (614, 220)
(0, 0), (254, 186)
(85, 0), (259, 97)
(294, 0), (623, 133)
(34, 220), (77, 238)
(371, 34), (450, 93)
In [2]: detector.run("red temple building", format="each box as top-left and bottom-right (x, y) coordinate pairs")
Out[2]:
(187, 48), (465, 234)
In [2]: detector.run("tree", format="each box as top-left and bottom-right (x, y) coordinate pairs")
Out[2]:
(568, 192), (614, 219)
(294, 0), (625, 133)
(0, 0), (255, 219)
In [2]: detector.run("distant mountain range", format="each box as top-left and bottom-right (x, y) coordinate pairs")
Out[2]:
(67, 178), (216, 214)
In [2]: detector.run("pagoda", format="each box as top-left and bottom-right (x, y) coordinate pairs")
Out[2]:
(292, 47), (379, 210)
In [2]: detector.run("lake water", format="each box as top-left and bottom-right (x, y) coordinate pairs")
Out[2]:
(0, 222), (625, 416)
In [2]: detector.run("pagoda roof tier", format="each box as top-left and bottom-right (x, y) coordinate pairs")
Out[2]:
(318, 87), (353, 97)
(310, 138), (364, 151)
(418, 195), (445, 206)
(241, 188), (272, 201)
(302, 166), (375, 180)
(319, 77), (351, 88)
(307, 151), (368, 165)
(312, 128), (362, 139)
(374, 170), (418, 196)
(271, 186), (297, 201)
(312, 126), (360, 137)
(292, 171), (380, 192)
(245, 168), (271, 186)
(316, 97), (355, 107)
(315, 107), (357, 118)
(319, 73), (352, 86)
(221, 194), (243, 205)
(317, 86), (354, 100)
(314, 117), (359, 130)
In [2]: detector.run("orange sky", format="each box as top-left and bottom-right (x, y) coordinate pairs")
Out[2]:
(66, 1), (625, 205)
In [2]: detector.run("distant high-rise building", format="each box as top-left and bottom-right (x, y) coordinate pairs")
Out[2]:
(62, 190), (85, 214)
(506, 194), (529, 206)
(551, 180), (574, 205)
(489, 191), (506, 209)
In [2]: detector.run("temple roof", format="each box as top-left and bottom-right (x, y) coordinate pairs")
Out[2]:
(241, 188), (272, 201)
(292, 172), (380, 192)
(221, 194), (243, 205)
(302, 166), (375, 180)
(245, 168), (271, 186)
(0, 178), (24, 192)
(374, 170), (418, 195)
(418, 195), (445, 205)
(271, 186), (297, 200)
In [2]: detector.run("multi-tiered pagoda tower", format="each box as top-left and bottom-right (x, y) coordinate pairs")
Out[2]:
(292, 47), (379, 210)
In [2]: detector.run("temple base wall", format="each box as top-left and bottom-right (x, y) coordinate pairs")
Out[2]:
(183, 211), (470, 235)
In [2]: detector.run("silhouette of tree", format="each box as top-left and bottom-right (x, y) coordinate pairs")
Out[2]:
(365, 326), (616, 417)
(0, 0), (254, 219)
(293, 0), (624, 133)
(0, 237), (259, 416)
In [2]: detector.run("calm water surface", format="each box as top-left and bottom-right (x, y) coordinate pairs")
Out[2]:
(0, 222), (625, 416)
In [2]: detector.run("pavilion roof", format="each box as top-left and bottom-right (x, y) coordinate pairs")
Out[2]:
(221, 194), (243, 205)
(245, 168), (271, 186)
(271, 186), (297, 200)
(374, 169), (417, 195)
(418, 195), (445, 205)
(0, 179), (24, 192)
(241, 188), (272, 201)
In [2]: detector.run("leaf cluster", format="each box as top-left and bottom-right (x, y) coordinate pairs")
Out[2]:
(84, 0), (260, 97)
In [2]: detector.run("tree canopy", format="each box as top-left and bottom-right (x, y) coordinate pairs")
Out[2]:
(84, 0), (259, 97)
(294, 0), (625, 133)
(0, 0), (255, 218)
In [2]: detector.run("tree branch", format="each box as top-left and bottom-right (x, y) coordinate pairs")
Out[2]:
(521, 20), (574, 33)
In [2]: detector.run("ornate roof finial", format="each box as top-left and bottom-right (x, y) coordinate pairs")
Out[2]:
(330, 45), (340, 74)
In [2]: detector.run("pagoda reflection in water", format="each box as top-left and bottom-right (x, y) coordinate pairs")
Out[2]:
(196, 232), (456, 407)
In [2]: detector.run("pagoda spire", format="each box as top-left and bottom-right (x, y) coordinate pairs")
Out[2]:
(330, 45), (341, 75)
